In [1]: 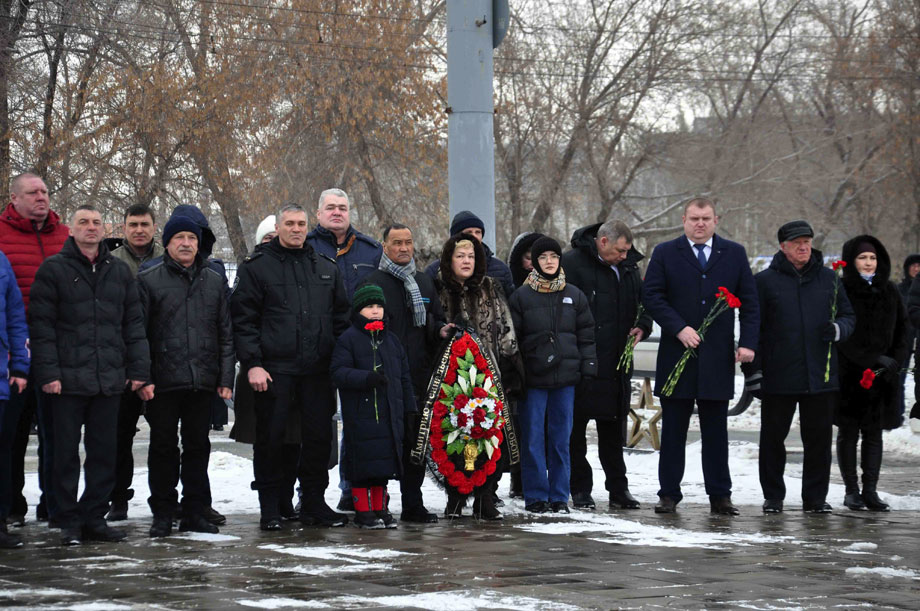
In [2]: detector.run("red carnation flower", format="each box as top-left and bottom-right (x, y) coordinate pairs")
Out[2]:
(432, 449), (447, 464)
(440, 461), (455, 475)
(860, 368), (876, 390)
(484, 460), (496, 475)
(458, 483), (474, 495)
(471, 471), (487, 486)
(471, 427), (487, 439)
(451, 341), (467, 357)
(832, 260), (847, 271)
(448, 472), (466, 487)
(457, 412), (469, 428)
(492, 446), (501, 461)
(474, 355), (489, 371)
(473, 408), (486, 424)
(453, 394), (469, 409)
(444, 369), (457, 385)
(727, 295), (741, 308)
(433, 404), (447, 419)
(494, 400), (503, 412)
(364, 320), (384, 332)
(472, 387), (488, 399)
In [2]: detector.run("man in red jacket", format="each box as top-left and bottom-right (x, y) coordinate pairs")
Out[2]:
(0, 172), (69, 528)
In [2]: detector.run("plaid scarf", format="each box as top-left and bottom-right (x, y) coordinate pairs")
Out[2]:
(379, 252), (427, 327)
(524, 267), (567, 293)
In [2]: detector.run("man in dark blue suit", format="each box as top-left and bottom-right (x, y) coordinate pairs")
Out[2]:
(643, 198), (759, 515)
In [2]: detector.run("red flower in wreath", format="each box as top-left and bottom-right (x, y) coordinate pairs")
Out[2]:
(472, 387), (488, 399)
(453, 394), (469, 409)
(432, 448), (447, 464)
(471, 471), (487, 487)
(433, 404), (447, 419)
(444, 369), (457, 385)
(472, 407), (486, 424)
(471, 427), (487, 439)
(451, 341), (467, 357)
(475, 355), (489, 371)
(457, 412), (469, 428)
(860, 368), (876, 389)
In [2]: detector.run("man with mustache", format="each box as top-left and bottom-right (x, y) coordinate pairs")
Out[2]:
(136, 216), (235, 537)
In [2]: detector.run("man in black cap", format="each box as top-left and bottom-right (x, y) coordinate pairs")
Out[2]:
(746, 220), (855, 513)
(425, 210), (515, 298)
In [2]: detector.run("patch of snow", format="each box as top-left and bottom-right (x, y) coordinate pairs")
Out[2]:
(170, 532), (241, 543)
(843, 542), (877, 551)
(63, 604), (133, 611)
(845, 566), (920, 579)
(236, 598), (327, 609)
(330, 591), (581, 611)
(0, 588), (80, 599)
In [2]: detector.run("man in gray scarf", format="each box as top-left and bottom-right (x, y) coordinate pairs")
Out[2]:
(362, 224), (450, 523)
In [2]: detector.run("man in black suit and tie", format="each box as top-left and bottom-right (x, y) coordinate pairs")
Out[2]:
(643, 198), (760, 515)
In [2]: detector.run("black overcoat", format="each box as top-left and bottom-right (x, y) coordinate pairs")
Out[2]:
(643, 234), (759, 400)
(562, 224), (652, 419)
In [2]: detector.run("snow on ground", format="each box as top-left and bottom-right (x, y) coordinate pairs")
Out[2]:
(844, 566), (920, 580)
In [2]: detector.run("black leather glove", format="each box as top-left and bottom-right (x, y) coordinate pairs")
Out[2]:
(744, 370), (763, 400)
(820, 322), (837, 342)
(367, 371), (388, 388)
(876, 355), (900, 378)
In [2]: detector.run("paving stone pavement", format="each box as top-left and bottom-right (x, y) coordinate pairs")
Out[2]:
(2, 499), (920, 609)
(4, 425), (920, 609)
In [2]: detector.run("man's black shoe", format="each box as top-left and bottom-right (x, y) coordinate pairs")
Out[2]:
(400, 505), (438, 523)
(654, 497), (678, 514)
(354, 511), (385, 529)
(550, 501), (570, 513)
(203, 506), (226, 525)
(710, 496), (740, 516)
(149, 516), (173, 538)
(571, 491), (596, 509)
(106, 500), (128, 522)
(6, 513), (25, 527)
(803, 502), (833, 513)
(60, 528), (82, 546)
(259, 518), (282, 531)
(300, 502), (348, 527)
(82, 523), (127, 542)
(279, 497), (299, 521)
(376, 509), (398, 529)
(862, 490), (890, 512)
(36, 502), (48, 522)
(0, 523), (23, 548)
(179, 514), (219, 534)
(843, 492), (867, 511)
(762, 499), (783, 514)
(525, 501), (549, 514)
(609, 490), (641, 510)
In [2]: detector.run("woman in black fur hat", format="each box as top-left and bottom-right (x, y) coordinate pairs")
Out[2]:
(835, 235), (909, 511)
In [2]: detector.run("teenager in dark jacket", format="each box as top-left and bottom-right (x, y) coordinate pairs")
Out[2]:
(0, 250), (28, 549)
(836, 236), (908, 512)
(231, 204), (349, 530)
(137, 216), (236, 536)
(562, 221), (652, 510)
(30, 206), (150, 545)
(509, 237), (596, 514)
(330, 284), (416, 529)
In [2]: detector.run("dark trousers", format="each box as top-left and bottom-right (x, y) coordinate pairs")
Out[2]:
(36, 388), (56, 518)
(759, 393), (834, 505)
(836, 422), (883, 492)
(51, 393), (120, 529)
(658, 397), (731, 501)
(7, 385), (31, 517)
(400, 414), (426, 511)
(146, 390), (213, 518)
(111, 390), (143, 505)
(0, 399), (13, 520)
(253, 373), (335, 517)
(569, 417), (628, 496)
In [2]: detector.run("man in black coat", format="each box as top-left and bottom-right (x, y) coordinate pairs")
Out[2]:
(136, 216), (236, 537)
(30, 206), (150, 545)
(750, 220), (855, 513)
(231, 204), (350, 530)
(643, 198), (760, 516)
(897, 254), (920, 421)
(562, 220), (652, 510)
(362, 224), (450, 523)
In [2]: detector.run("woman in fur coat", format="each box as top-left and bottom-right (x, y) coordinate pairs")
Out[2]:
(836, 235), (909, 512)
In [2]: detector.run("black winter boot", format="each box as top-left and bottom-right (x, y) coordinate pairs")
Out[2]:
(473, 488), (503, 520)
(445, 489), (466, 518)
(860, 428), (890, 512)
(836, 426), (865, 510)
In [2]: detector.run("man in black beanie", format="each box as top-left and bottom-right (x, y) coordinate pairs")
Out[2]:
(425, 210), (515, 298)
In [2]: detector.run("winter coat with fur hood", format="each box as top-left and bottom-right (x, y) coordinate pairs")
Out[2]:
(838, 235), (909, 429)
